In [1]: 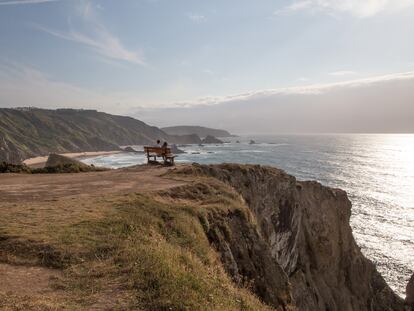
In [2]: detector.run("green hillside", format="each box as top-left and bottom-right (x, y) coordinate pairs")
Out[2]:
(0, 108), (200, 163)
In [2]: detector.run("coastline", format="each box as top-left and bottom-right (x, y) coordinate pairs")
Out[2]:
(82, 136), (414, 297)
(23, 151), (122, 168)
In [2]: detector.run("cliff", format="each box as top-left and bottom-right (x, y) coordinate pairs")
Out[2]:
(173, 164), (407, 310)
(407, 274), (414, 307)
(0, 163), (410, 310)
(0, 108), (200, 163)
(162, 125), (234, 138)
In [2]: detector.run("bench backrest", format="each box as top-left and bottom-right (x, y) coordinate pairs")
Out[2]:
(144, 146), (171, 155)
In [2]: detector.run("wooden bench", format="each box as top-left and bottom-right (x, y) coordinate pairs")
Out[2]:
(144, 146), (176, 165)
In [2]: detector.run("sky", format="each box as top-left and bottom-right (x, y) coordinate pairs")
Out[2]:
(1, 0), (414, 133)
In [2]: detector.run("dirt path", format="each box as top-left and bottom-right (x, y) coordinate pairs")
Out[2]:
(0, 165), (185, 202)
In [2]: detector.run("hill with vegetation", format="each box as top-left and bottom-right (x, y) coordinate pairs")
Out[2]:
(162, 125), (234, 138)
(1, 154), (106, 174)
(0, 108), (200, 163)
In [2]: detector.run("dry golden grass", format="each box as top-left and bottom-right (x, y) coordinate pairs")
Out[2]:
(0, 167), (274, 310)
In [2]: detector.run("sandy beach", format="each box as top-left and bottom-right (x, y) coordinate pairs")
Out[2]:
(23, 151), (122, 168)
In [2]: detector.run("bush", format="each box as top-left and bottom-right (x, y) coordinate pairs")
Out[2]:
(0, 162), (107, 174)
(0, 161), (31, 173)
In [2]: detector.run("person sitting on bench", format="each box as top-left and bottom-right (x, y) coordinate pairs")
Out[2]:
(161, 141), (168, 160)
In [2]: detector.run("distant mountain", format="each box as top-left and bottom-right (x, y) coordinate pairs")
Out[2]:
(162, 125), (234, 138)
(0, 108), (200, 164)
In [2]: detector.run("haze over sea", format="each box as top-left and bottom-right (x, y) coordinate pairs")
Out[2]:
(83, 134), (414, 296)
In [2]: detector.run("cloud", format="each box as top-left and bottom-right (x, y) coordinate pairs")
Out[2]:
(0, 0), (59, 5)
(0, 60), (142, 114)
(187, 13), (206, 23)
(0, 61), (103, 108)
(2, 60), (414, 134)
(136, 71), (414, 133)
(276, 0), (414, 18)
(36, 25), (145, 66)
(330, 70), (357, 76)
(278, 0), (313, 13)
(161, 71), (414, 107)
(34, 2), (145, 65)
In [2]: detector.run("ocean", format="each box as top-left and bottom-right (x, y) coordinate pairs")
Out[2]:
(82, 134), (414, 297)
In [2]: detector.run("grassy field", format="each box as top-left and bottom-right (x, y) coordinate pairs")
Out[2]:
(0, 166), (273, 310)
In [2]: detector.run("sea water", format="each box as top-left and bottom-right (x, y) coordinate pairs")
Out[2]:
(83, 134), (414, 297)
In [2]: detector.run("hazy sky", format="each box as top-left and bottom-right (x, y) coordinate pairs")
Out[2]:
(1, 0), (414, 132)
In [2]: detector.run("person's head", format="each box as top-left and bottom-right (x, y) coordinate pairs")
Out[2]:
(157, 140), (160, 144)
(162, 141), (168, 147)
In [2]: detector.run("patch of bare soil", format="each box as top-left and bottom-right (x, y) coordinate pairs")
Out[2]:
(0, 263), (60, 296)
(0, 165), (186, 202)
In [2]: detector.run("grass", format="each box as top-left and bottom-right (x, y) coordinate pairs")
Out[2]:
(0, 177), (274, 310)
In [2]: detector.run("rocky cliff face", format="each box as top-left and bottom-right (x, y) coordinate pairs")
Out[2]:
(407, 274), (414, 307)
(176, 164), (408, 311)
(203, 204), (294, 309)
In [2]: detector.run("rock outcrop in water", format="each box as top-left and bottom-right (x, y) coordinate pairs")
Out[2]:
(176, 164), (407, 310)
(122, 146), (139, 153)
(201, 135), (224, 144)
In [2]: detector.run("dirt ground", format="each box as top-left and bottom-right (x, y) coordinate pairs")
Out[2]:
(0, 165), (185, 202)
(0, 164), (187, 310)
(0, 263), (61, 296)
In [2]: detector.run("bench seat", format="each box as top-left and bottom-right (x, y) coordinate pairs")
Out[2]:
(144, 146), (176, 165)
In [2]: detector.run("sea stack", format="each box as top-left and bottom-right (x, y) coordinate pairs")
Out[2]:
(201, 135), (224, 144)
